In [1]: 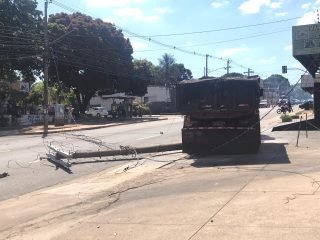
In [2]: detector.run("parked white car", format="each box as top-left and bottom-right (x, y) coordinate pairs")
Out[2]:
(85, 107), (109, 117)
(259, 99), (268, 108)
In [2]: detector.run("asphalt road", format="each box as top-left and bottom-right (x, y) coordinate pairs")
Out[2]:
(0, 116), (184, 201)
(0, 109), (283, 201)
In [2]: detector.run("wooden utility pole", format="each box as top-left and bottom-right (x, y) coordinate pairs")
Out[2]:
(43, 0), (49, 136)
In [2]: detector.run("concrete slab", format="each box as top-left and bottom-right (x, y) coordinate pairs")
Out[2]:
(194, 225), (320, 240)
(206, 191), (320, 228)
(94, 192), (235, 226)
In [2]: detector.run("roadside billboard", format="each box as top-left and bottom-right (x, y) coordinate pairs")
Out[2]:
(293, 23), (320, 56)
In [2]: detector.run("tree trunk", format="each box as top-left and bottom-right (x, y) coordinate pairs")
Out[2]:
(74, 89), (95, 114)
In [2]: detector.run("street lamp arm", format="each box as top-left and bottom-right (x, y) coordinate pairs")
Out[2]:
(287, 67), (308, 73)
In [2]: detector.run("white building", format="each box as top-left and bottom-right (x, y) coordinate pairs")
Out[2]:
(142, 86), (171, 103)
(89, 85), (172, 113)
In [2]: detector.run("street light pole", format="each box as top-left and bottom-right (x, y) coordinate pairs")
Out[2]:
(43, 0), (49, 136)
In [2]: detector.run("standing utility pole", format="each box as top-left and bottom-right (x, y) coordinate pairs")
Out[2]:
(244, 68), (254, 77)
(43, 0), (49, 136)
(205, 54), (209, 77)
(226, 59), (231, 74)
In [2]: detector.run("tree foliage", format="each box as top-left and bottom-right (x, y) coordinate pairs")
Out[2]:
(0, 0), (43, 84)
(27, 81), (76, 108)
(156, 53), (193, 86)
(221, 72), (245, 78)
(130, 59), (154, 96)
(290, 83), (312, 100)
(48, 12), (135, 113)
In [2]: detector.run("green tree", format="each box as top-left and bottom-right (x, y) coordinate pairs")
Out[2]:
(27, 81), (77, 108)
(158, 53), (175, 85)
(290, 83), (312, 100)
(222, 72), (245, 78)
(171, 63), (193, 82)
(48, 12), (134, 113)
(0, 0), (43, 84)
(157, 53), (193, 86)
(129, 59), (154, 96)
(263, 74), (290, 93)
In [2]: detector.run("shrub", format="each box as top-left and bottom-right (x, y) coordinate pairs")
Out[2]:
(280, 114), (292, 122)
(132, 101), (151, 116)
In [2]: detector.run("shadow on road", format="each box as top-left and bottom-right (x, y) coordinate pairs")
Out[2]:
(191, 143), (290, 168)
(261, 134), (275, 140)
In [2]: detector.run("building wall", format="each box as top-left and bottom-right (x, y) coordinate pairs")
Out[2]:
(89, 86), (171, 111)
(143, 86), (171, 103)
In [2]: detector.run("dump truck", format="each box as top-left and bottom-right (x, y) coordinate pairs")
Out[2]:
(176, 76), (262, 154)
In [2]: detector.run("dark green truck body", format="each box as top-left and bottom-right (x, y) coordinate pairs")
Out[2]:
(176, 76), (261, 154)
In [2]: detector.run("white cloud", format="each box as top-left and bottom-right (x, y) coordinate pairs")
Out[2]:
(211, 0), (229, 8)
(114, 7), (160, 22)
(301, 2), (312, 10)
(221, 47), (248, 56)
(259, 56), (276, 64)
(103, 17), (115, 24)
(130, 40), (148, 50)
(239, 0), (284, 15)
(154, 7), (169, 14)
(275, 12), (288, 17)
(86, 0), (145, 8)
(284, 44), (292, 51)
(297, 12), (317, 25)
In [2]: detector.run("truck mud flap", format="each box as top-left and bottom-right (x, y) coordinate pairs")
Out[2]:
(182, 128), (260, 155)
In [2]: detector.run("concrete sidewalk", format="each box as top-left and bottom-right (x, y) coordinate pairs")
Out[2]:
(0, 131), (320, 239)
(0, 116), (168, 136)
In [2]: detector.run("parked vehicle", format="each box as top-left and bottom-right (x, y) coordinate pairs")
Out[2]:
(176, 76), (262, 154)
(276, 105), (292, 114)
(85, 107), (109, 117)
(299, 101), (314, 110)
(277, 98), (288, 106)
(259, 99), (268, 108)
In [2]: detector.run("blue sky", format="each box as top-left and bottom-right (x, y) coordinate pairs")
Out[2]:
(38, 0), (320, 84)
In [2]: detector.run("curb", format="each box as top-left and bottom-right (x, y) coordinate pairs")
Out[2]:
(0, 117), (168, 137)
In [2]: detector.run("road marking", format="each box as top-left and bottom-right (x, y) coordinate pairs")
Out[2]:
(137, 134), (161, 140)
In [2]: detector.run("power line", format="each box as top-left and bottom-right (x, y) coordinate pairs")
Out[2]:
(50, 0), (259, 75)
(182, 29), (290, 48)
(135, 16), (300, 37)
(50, 1), (220, 59)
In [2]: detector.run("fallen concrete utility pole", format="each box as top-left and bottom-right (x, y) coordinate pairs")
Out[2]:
(50, 143), (182, 160)
(43, 154), (72, 174)
(72, 143), (182, 159)
(46, 143), (182, 173)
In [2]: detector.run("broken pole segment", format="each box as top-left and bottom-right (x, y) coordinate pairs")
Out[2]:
(72, 143), (182, 159)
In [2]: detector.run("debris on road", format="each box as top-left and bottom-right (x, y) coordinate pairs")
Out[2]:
(0, 172), (9, 178)
(45, 141), (182, 173)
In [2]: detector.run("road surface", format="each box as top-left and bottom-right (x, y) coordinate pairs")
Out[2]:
(0, 108), (284, 201)
(0, 116), (184, 200)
